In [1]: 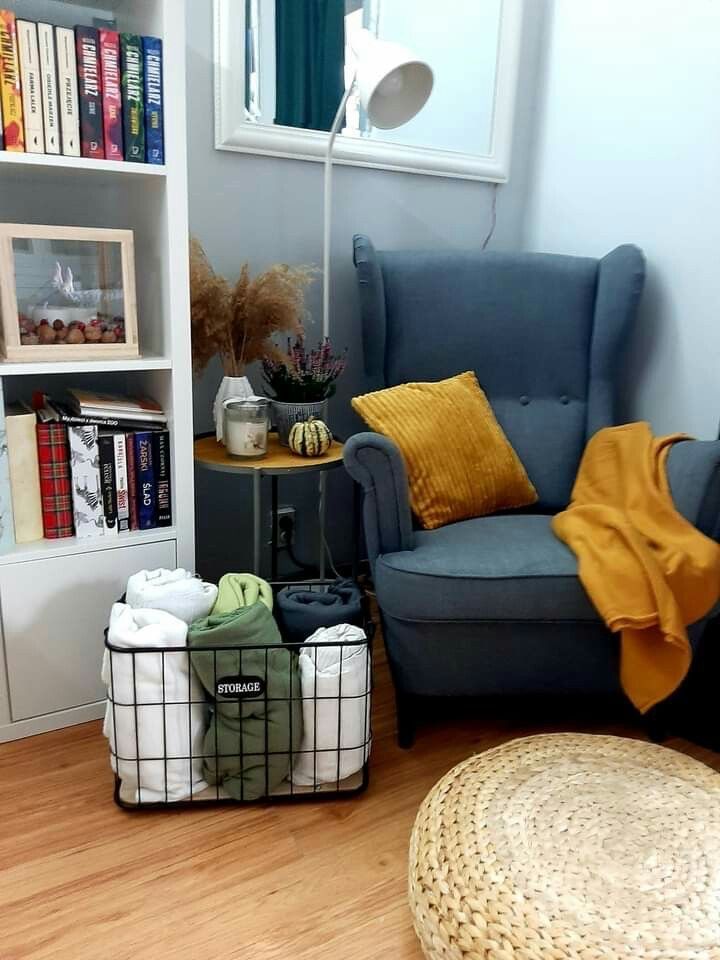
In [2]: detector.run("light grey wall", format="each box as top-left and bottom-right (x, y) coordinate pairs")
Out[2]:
(522, 0), (720, 438)
(186, 0), (546, 580)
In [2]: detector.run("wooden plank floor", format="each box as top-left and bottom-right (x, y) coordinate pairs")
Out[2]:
(1, 643), (719, 960)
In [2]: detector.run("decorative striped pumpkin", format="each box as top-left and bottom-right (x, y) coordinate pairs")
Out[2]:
(288, 417), (333, 457)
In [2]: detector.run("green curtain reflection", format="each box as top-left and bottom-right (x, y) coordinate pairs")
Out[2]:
(275, 0), (346, 132)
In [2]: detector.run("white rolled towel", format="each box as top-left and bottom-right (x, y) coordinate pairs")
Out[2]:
(125, 568), (217, 625)
(103, 603), (209, 803)
(292, 623), (371, 787)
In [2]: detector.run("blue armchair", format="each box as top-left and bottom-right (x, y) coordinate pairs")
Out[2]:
(344, 235), (720, 746)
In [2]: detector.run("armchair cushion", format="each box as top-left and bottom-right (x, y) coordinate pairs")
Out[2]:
(375, 514), (599, 623)
(352, 371), (537, 529)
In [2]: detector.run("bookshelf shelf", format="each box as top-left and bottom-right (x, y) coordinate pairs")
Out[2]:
(0, 354), (172, 376)
(0, 526), (177, 566)
(0, 151), (166, 179)
(0, 0), (194, 742)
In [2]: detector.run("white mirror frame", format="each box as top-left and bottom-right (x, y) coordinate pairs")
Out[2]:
(214, 0), (524, 182)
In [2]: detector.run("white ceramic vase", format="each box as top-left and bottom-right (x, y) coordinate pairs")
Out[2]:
(213, 375), (254, 442)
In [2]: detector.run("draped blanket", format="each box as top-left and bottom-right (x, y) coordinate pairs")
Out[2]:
(552, 422), (720, 713)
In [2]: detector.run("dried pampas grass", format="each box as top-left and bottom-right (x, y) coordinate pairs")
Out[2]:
(189, 237), (315, 377)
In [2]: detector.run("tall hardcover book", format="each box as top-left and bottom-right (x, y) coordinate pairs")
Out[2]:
(98, 433), (117, 531)
(17, 20), (44, 153)
(0, 382), (15, 551)
(99, 28), (122, 161)
(120, 33), (144, 162)
(0, 85), (4, 149)
(5, 404), (43, 544)
(37, 22), (60, 154)
(68, 425), (105, 538)
(153, 430), (171, 527)
(125, 432), (139, 531)
(142, 36), (163, 164)
(0, 10), (25, 152)
(75, 26), (104, 159)
(113, 433), (130, 532)
(36, 421), (74, 539)
(134, 431), (156, 530)
(55, 26), (80, 156)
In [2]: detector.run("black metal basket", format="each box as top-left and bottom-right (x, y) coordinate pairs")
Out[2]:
(104, 581), (374, 810)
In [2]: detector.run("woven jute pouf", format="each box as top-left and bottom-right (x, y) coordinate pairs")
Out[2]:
(409, 734), (720, 960)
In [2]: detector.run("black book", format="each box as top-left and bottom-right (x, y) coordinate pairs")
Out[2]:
(153, 429), (172, 527)
(75, 26), (104, 159)
(50, 399), (163, 432)
(98, 433), (118, 531)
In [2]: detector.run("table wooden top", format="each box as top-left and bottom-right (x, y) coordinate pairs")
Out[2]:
(194, 433), (345, 476)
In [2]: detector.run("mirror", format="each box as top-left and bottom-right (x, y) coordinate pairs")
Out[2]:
(215, 0), (523, 181)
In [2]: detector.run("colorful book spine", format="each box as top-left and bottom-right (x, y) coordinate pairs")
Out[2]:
(17, 20), (44, 153)
(0, 10), (25, 152)
(120, 33), (144, 162)
(68, 425), (105, 538)
(98, 433), (117, 531)
(0, 383), (14, 551)
(37, 22), (60, 155)
(125, 432), (139, 531)
(56, 26), (80, 157)
(113, 433), (130, 532)
(134, 431), (156, 530)
(99, 28), (122, 161)
(5, 405), (43, 543)
(75, 26), (104, 159)
(142, 36), (163, 164)
(36, 422), (74, 539)
(0, 80), (4, 149)
(153, 429), (171, 527)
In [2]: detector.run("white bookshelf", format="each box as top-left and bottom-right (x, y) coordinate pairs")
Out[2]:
(0, 0), (194, 742)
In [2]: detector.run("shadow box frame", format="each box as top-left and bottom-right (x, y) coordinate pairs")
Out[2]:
(0, 223), (139, 363)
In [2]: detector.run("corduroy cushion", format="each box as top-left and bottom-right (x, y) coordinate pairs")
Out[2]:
(352, 371), (538, 529)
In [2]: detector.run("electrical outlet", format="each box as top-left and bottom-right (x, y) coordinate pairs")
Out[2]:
(271, 505), (296, 546)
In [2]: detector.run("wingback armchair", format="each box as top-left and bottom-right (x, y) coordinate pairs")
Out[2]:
(344, 235), (720, 746)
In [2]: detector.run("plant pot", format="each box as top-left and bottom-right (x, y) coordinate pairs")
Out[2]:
(213, 375), (254, 442)
(273, 399), (328, 446)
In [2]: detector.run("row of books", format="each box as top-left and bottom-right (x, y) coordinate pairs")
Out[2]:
(0, 388), (172, 548)
(0, 9), (163, 163)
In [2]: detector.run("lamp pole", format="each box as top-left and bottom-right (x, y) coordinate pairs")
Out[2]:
(322, 74), (356, 342)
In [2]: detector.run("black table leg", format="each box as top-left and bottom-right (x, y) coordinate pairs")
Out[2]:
(271, 474), (278, 582)
(352, 480), (362, 581)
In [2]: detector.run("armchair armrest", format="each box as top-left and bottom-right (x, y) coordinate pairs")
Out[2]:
(344, 433), (414, 562)
(667, 439), (720, 539)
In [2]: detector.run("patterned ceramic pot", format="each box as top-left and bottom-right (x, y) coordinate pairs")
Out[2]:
(273, 400), (328, 446)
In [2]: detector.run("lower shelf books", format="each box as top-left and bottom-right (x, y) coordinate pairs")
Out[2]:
(0, 392), (173, 546)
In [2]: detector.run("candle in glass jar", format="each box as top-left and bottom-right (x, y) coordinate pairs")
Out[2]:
(223, 398), (269, 458)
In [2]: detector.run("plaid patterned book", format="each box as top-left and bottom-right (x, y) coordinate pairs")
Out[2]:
(37, 422), (74, 539)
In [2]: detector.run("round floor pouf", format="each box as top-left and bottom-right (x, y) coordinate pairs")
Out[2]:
(409, 734), (720, 960)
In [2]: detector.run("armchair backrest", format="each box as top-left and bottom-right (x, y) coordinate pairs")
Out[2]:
(353, 236), (645, 510)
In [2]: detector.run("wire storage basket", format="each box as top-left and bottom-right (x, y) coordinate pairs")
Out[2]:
(104, 581), (374, 809)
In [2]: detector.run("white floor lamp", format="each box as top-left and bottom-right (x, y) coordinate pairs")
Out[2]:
(322, 31), (434, 339)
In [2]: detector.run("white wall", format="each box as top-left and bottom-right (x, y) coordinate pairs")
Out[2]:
(523, 0), (720, 438)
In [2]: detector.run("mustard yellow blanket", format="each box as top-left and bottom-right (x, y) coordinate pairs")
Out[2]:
(552, 422), (720, 713)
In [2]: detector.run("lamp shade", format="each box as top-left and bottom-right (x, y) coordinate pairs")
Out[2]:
(354, 32), (434, 130)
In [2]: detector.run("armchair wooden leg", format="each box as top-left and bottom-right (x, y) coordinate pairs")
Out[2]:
(396, 690), (416, 749)
(645, 708), (669, 744)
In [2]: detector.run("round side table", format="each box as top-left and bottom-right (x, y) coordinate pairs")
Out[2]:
(194, 433), (346, 579)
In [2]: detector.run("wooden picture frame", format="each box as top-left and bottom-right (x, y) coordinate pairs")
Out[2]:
(0, 224), (139, 362)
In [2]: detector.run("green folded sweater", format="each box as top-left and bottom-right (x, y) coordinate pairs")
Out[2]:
(189, 601), (301, 800)
(212, 573), (274, 615)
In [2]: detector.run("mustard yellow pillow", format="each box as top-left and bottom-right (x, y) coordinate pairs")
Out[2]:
(352, 371), (538, 530)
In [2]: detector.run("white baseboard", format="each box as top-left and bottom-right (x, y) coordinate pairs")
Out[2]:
(0, 701), (105, 743)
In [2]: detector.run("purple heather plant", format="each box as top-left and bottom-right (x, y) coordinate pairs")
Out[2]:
(263, 337), (348, 403)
